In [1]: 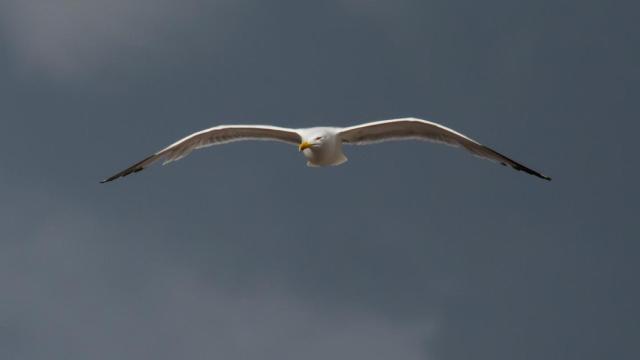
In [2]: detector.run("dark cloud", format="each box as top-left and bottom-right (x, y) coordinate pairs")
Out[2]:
(0, 186), (433, 359)
(0, 0), (638, 359)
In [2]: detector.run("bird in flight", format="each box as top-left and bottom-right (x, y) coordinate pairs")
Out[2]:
(101, 117), (551, 183)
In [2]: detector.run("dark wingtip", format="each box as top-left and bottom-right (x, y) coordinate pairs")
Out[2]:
(99, 174), (119, 184)
(519, 166), (552, 182)
(482, 145), (551, 182)
(521, 166), (551, 181)
(100, 154), (155, 184)
(99, 169), (137, 184)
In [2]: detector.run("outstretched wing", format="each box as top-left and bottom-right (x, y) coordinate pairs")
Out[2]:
(101, 125), (301, 183)
(339, 117), (551, 181)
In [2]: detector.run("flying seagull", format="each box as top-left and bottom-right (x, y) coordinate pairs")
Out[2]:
(101, 117), (550, 183)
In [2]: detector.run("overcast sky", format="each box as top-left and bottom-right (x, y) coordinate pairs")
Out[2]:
(0, 1), (638, 359)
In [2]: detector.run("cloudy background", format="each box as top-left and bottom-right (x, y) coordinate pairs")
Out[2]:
(0, 0), (638, 359)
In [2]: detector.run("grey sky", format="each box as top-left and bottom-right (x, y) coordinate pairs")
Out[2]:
(1, 1), (638, 359)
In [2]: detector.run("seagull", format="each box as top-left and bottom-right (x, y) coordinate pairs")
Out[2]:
(100, 117), (551, 183)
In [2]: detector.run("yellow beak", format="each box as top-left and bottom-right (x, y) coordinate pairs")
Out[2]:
(299, 141), (312, 151)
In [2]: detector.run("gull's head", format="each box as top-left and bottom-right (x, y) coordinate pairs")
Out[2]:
(299, 128), (337, 152)
(299, 134), (327, 152)
(297, 128), (348, 167)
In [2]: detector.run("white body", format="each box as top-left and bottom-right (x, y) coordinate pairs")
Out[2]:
(298, 127), (348, 167)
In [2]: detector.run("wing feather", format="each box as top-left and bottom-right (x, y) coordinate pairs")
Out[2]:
(101, 125), (301, 183)
(339, 117), (551, 181)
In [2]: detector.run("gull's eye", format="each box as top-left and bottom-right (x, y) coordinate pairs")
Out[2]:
(315, 136), (323, 141)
